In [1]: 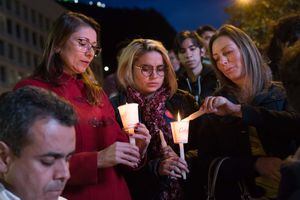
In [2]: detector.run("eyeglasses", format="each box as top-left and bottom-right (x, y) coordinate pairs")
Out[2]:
(75, 38), (102, 57)
(135, 64), (166, 77)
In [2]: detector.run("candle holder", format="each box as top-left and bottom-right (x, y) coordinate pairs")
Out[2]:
(118, 103), (139, 145)
(170, 113), (189, 179)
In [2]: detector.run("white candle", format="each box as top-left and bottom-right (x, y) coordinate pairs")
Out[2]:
(118, 103), (139, 145)
(170, 113), (189, 179)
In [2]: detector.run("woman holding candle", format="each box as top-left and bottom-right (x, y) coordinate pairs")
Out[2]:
(188, 25), (293, 200)
(14, 12), (151, 200)
(110, 39), (197, 200)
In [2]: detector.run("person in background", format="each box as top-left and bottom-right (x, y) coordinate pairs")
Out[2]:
(14, 12), (151, 200)
(196, 25), (217, 53)
(189, 24), (291, 200)
(110, 39), (197, 200)
(168, 49), (184, 77)
(277, 40), (300, 200)
(0, 86), (77, 200)
(265, 14), (300, 80)
(174, 31), (218, 104)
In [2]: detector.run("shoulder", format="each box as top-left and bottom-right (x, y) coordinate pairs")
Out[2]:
(14, 77), (50, 90)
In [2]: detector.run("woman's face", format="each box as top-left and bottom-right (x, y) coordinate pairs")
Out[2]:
(133, 51), (165, 96)
(212, 36), (246, 86)
(59, 26), (98, 75)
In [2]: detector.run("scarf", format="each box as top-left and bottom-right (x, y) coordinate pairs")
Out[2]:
(126, 86), (183, 200)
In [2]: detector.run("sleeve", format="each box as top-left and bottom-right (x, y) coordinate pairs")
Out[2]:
(242, 105), (300, 140)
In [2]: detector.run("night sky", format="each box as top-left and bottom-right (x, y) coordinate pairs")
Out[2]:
(81, 0), (232, 31)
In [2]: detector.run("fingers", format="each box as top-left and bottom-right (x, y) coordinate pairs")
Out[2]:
(114, 142), (141, 167)
(159, 157), (189, 179)
(201, 96), (223, 113)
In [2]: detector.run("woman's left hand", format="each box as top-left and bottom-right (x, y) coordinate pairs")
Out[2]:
(130, 123), (151, 158)
(201, 96), (242, 117)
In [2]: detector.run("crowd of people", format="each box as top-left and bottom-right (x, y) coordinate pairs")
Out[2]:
(0, 11), (299, 200)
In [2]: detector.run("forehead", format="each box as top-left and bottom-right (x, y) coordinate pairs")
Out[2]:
(181, 38), (197, 48)
(70, 26), (97, 42)
(202, 31), (215, 37)
(135, 51), (164, 64)
(24, 118), (75, 156)
(212, 36), (237, 52)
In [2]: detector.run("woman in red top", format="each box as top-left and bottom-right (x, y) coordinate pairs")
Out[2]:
(15, 12), (151, 200)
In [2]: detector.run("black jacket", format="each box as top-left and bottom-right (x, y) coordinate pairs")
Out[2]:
(187, 83), (292, 200)
(177, 64), (218, 104)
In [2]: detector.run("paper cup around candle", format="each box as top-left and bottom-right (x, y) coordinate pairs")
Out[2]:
(170, 120), (189, 144)
(118, 103), (139, 135)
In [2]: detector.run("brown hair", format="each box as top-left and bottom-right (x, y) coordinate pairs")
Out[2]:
(209, 24), (272, 103)
(34, 11), (102, 105)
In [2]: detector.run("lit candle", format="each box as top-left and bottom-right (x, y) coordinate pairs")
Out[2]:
(117, 103), (139, 145)
(170, 113), (189, 179)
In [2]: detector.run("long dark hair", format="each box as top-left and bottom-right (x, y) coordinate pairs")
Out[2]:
(34, 11), (102, 105)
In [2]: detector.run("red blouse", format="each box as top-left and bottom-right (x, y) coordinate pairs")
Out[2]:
(15, 73), (131, 200)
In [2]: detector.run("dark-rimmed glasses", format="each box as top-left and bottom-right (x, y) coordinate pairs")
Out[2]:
(75, 38), (102, 57)
(135, 64), (166, 77)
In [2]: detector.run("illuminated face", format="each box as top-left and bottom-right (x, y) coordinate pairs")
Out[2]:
(59, 26), (98, 75)
(178, 38), (203, 70)
(133, 51), (165, 95)
(2, 118), (75, 200)
(212, 36), (245, 86)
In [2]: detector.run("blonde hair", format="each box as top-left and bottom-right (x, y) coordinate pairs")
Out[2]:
(117, 39), (177, 96)
(208, 24), (271, 103)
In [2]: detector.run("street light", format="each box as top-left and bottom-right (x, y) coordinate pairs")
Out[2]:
(237, 0), (252, 5)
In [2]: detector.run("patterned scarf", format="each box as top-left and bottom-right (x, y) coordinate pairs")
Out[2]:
(126, 86), (183, 200)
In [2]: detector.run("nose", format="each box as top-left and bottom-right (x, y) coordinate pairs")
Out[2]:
(184, 49), (193, 58)
(54, 160), (70, 181)
(219, 56), (228, 66)
(85, 46), (94, 58)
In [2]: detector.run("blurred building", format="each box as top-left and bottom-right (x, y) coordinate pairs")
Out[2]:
(0, 0), (66, 93)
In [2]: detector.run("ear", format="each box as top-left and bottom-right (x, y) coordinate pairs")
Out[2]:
(54, 47), (61, 54)
(0, 141), (12, 173)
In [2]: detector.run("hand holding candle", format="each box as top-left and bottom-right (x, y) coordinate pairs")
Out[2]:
(170, 113), (190, 179)
(118, 103), (139, 145)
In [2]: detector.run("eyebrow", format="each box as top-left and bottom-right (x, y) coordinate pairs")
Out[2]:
(181, 45), (196, 49)
(77, 37), (98, 46)
(38, 150), (75, 159)
(213, 44), (235, 57)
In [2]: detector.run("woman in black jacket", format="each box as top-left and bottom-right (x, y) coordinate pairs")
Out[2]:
(188, 25), (293, 200)
(110, 39), (198, 200)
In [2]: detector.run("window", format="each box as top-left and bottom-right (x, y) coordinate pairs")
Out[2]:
(15, 0), (20, 16)
(33, 54), (39, 67)
(8, 43), (14, 60)
(38, 13), (43, 29)
(6, 18), (12, 35)
(17, 47), (22, 64)
(0, 66), (6, 83)
(45, 17), (50, 30)
(22, 4), (28, 20)
(25, 50), (31, 66)
(32, 31), (37, 46)
(30, 9), (36, 24)
(15, 23), (21, 38)
(24, 27), (29, 43)
(0, 40), (4, 56)
(5, 0), (11, 11)
(39, 35), (44, 49)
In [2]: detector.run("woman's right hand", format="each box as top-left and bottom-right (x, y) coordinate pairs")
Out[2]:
(97, 141), (140, 168)
(158, 156), (189, 179)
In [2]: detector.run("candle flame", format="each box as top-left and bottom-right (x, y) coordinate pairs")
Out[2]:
(177, 112), (181, 121)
